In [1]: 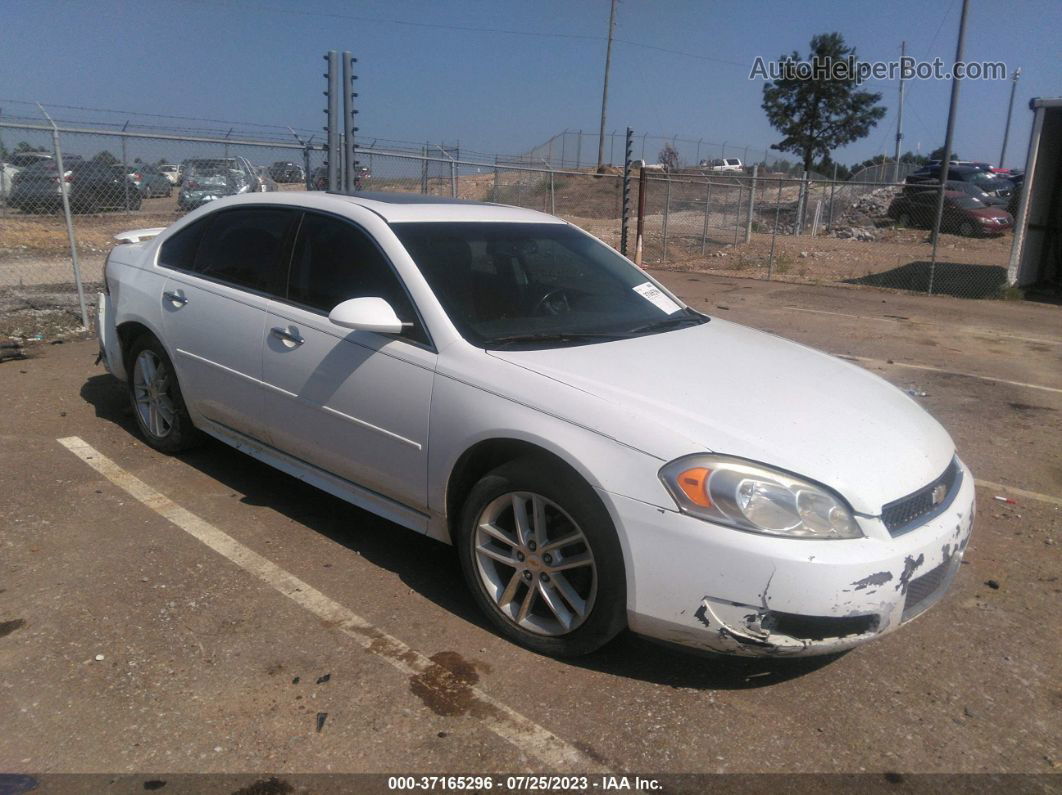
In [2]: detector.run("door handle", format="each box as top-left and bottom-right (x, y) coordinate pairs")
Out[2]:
(163, 290), (188, 306)
(270, 326), (304, 346)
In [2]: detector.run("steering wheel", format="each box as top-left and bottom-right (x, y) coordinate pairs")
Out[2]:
(532, 288), (572, 316)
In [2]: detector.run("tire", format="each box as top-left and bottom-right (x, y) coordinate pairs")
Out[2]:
(897, 212), (911, 228)
(456, 457), (627, 657)
(958, 220), (975, 237)
(126, 334), (201, 453)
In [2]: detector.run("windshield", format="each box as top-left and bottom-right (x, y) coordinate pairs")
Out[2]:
(952, 196), (984, 209)
(973, 174), (1011, 192)
(391, 222), (705, 348)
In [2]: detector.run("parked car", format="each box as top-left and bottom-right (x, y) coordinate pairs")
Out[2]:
(177, 157), (259, 210)
(308, 166), (368, 192)
(97, 191), (975, 658)
(158, 164), (182, 185)
(254, 166), (279, 192)
(887, 189), (1012, 236)
(1, 152), (53, 199)
(269, 161), (305, 183)
(700, 157), (743, 172)
(904, 178), (1008, 208)
(10, 157), (145, 213)
(113, 164), (172, 198)
(907, 165), (1015, 200)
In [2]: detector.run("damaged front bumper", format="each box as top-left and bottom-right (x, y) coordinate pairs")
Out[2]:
(604, 459), (976, 657)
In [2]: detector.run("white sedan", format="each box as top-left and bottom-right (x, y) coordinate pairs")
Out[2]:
(97, 192), (975, 658)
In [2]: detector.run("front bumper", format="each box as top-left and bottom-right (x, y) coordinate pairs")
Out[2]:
(603, 460), (976, 657)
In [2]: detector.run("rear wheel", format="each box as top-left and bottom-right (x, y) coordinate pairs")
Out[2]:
(958, 220), (975, 237)
(127, 335), (201, 453)
(457, 458), (626, 657)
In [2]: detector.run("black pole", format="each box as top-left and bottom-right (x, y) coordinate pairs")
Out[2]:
(620, 127), (633, 256)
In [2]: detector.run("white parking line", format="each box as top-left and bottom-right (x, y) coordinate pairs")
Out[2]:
(57, 435), (603, 772)
(841, 355), (1062, 395)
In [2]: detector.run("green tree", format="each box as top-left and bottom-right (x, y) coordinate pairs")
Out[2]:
(16, 141), (48, 153)
(92, 150), (119, 165)
(761, 33), (887, 173)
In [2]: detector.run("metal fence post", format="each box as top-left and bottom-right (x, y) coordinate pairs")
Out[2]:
(620, 127), (632, 257)
(492, 156), (499, 202)
(38, 107), (88, 329)
(810, 199), (823, 237)
(575, 130), (582, 169)
(745, 164), (758, 243)
(121, 120), (131, 213)
(768, 177), (782, 279)
(732, 183), (742, 246)
(700, 180), (712, 254)
(421, 144), (428, 194)
(795, 171), (808, 235)
(662, 175), (672, 261)
(828, 163), (838, 233)
(450, 160), (457, 198)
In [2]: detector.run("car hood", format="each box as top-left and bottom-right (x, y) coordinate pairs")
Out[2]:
(487, 319), (954, 514)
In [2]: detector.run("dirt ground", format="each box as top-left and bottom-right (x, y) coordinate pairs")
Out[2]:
(0, 272), (1058, 788)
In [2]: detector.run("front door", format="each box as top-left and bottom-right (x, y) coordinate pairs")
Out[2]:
(260, 210), (436, 512)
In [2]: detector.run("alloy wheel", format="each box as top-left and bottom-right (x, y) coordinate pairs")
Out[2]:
(133, 349), (176, 439)
(473, 491), (597, 636)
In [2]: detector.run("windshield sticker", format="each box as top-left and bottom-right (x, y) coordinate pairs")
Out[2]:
(633, 282), (681, 314)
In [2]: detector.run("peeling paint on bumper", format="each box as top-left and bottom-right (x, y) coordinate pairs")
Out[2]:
(602, 459), (976, 657)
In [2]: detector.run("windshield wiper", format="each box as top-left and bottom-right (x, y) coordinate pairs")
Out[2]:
(487, 331), (632, 349)
(626, 310), (707, 335)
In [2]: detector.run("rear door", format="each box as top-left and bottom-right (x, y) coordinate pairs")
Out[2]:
(260, 208), (436, 512)
(159, 206), (298, 441)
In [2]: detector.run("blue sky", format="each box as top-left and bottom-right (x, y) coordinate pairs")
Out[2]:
(1, 0), (1059, 168)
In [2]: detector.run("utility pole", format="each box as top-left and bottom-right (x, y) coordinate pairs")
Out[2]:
(893, 40), (907, 182)
(596, 0), (617, 172)
(928, 0), (970, 294)
(999, 67), (1021, 168)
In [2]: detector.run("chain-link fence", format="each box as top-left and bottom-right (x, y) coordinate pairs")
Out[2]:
(1, 120), (1018, 342)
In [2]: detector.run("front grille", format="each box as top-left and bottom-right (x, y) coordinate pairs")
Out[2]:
(881, 458), (961, 537)
(902, 555), (960, 622)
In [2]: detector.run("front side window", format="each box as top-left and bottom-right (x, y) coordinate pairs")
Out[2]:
(391, 222), (705, 348)
(287, 212), (427, 345)
(190, 207), (294, 294)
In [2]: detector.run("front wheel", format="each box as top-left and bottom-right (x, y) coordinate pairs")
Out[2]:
(958, 220), (975, 237)
(457, 458), (627, 656)
(127, 335), (201, 452)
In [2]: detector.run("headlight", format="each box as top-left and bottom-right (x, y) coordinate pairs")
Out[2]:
(659, 454), (862, 539)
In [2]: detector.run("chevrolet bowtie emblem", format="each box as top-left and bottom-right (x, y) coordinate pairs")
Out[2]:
(931, 484), (947, 505)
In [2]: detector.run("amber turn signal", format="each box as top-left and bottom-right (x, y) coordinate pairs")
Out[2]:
(676, 467), (712, 507)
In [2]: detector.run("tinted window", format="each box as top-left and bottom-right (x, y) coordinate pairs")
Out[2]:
(158, 217), (211, 271)
(191, 208), (294, 294)
(287, 212), (427, 345)
(392, 222), (704, 348)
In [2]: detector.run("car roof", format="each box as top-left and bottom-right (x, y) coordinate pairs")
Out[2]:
(199, 190), (565, 224)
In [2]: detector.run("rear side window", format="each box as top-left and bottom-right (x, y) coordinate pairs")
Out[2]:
(191, 208), (295, 294)
(158, 217), (210, 271)
(287, 212), (428, 345)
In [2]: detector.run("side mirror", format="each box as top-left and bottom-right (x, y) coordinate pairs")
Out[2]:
(328, 297), (405, 335)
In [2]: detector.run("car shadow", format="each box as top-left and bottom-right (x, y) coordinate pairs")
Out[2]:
(844, 261), (1008, 298)
(80, 373), (840, 690)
